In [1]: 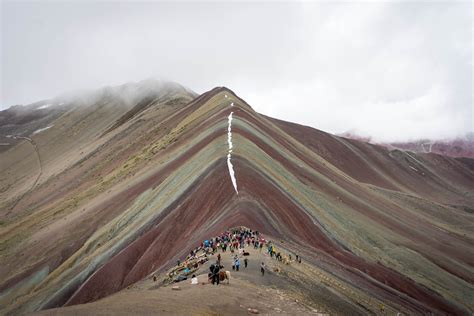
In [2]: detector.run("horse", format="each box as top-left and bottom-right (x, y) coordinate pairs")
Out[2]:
(219, 271), (231, 284)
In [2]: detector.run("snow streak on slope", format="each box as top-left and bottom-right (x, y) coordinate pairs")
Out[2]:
(37, 104), (52, 110)
(227, 111), (238, 194)
(33, 125), (53, 135)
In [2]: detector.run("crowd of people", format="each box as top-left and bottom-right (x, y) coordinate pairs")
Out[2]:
(205, 227), (262, 285)
(166, 226), (302, 285)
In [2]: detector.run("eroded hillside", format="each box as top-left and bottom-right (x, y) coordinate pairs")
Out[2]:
(1, 83), (473, 315)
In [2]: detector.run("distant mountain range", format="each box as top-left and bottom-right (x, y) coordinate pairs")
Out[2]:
(338, 132), (474, 158)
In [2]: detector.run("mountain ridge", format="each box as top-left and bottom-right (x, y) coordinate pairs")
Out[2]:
(0, 83), (473, 315)
(338, 131), (474, 159)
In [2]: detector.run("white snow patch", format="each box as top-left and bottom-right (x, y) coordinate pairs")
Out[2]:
(225, 94), (228, 98)
(405, 152), (424, 166)
(409, 165), (419, 172)
(421, 142), (433, 153)
(227, 112), (238, 194)
(37, 104), (52, 110)
(33, 125), (53, 135)
(230, 102), (234, 106)
(59, 102), (65, 106)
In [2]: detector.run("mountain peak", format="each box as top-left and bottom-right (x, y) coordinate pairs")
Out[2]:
(195, 86), (254, 112)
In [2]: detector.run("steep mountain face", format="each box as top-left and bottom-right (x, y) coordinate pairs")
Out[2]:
(0, 84), (473, 315)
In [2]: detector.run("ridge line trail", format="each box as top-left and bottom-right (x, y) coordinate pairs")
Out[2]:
(7, 135), (43, 212)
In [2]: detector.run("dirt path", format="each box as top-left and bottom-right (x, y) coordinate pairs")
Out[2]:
(34, 246), (327, 315)
(33, 245), (383, 315)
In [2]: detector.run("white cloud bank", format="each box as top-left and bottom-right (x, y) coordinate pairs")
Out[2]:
(1, 1), (472, 142)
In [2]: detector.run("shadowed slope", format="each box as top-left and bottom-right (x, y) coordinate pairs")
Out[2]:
(1, 85), (473, 315)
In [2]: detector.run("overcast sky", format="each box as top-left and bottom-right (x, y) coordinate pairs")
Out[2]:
(1, 1), (472, 142)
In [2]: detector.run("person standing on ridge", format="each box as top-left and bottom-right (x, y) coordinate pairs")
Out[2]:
(210, 262), (220, 285)
(260, 262), (265, 276)
(235, 257), (241, 271)
(244, 258), (248, 268)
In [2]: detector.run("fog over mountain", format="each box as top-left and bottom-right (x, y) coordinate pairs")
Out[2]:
(1, 1), (472, 142)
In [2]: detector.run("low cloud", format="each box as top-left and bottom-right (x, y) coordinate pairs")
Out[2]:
(1, 1), (472, 141)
